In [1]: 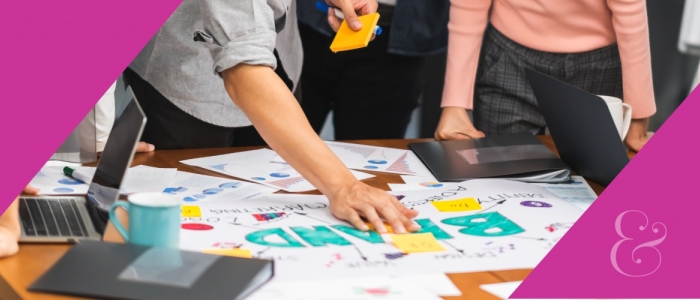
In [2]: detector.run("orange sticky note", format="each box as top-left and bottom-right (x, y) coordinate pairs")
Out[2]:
(202, 248), (253, 258)
(365, 222), (393, 233)
(181, 206), (202, 218)
(330, 13), (380, 52)
(390, 233), (446, 253)
(431, 198), (482, 212)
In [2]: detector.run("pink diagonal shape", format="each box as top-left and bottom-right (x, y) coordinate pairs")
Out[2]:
(0, 1), (182, 213)
(513, 85), (700, 298)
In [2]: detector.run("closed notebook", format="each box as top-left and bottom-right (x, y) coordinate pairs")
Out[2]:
(330, 13), (380, 52)
(30, 241), (273, 300)
(409, 133), (571, 183)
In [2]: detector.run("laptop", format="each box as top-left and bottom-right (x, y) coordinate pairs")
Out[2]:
(525, 68), (630, 186)
(19, 86), (147, 242)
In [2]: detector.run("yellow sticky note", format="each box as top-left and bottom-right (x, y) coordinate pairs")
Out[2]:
(181, 205), (202, 218)
(390, 233), (446, 253)
(431, 198), (482, 212)
(330, 13), (380, 52)
(365, 222), (393, 233)
(202, 248), (253, 258)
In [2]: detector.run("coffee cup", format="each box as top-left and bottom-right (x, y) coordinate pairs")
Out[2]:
(599, 95), (632, 140)
(109, 192), (181, 248)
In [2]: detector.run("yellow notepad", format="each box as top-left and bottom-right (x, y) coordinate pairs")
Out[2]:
(330, 13), (380, 52)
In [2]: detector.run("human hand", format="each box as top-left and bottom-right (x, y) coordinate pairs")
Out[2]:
(624, 118), (650, 152)
(0, 199), (20, 257)
(435, 107), (485, 141)
(326, 0), (378, 32)
(136, 141), (155, 153)
(328, 181), (420, 234)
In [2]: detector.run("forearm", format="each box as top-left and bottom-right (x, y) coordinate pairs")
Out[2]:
(0, 199), (20, 257)
(222, 65), (356, 198)
(609, 0), (656, 118)
(440, 0), (491, 109)
(0, 199), (20, 240)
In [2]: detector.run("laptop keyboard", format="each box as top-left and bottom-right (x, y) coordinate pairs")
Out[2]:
(19, 198), (88, 237)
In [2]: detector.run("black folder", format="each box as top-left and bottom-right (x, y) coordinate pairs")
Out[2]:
(30, 241), (273, 300)
(409, 133), (571, 183)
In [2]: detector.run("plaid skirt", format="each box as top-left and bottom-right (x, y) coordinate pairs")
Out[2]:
(473, 24), (624, 135)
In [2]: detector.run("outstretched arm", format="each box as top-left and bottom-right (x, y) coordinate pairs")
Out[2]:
(223, 65), (419, 234)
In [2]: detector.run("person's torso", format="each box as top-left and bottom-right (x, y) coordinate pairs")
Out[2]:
(490, 0), (618, 53)
(129, 0), (302, 128)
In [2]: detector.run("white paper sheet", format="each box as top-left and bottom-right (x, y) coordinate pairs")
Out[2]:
(75, 165), (178, 194)
(180, 149), (375, 193)
(165, 171), (278, 203)
(534, 176), (597, 211)
(480, 281), (522, 299)
(30, 165), (177, 195)
(248, 277), (442, 300)
(272, 142), (433, 176)
(397, 273), (461, 296)
(30, 165), (90, 195)
(402, 175), (597, 211)
(400, 175), (438, 184)
(179, 179), (584, 281)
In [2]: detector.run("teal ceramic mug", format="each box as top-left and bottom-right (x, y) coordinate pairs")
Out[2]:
(109, 192), (181, 248)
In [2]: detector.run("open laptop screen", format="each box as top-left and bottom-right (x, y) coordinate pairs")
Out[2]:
(87, 87), (146, 211)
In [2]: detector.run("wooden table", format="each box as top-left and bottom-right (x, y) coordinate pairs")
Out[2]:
(0, 137), (624, 300)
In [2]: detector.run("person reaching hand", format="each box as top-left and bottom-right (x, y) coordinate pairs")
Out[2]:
(0, 186), (39, 258)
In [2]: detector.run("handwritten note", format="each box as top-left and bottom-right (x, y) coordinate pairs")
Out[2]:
(182, 205), (202, 218)
(431, 198), (481, 212)
(390, 233), (446, 253)
(202, 248), (253, 258)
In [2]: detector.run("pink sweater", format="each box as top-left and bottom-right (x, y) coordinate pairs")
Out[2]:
(441, 0), (656, 119)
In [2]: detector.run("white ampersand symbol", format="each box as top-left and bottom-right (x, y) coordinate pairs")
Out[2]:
(610, 210), (667, 277)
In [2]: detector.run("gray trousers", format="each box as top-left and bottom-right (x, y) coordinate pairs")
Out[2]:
(473, 25), (624, 135)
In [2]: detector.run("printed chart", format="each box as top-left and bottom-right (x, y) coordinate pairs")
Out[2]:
(164, 171), (278, 203)
(181, 149), (375, 192)
(272, 142), (433, 176)
(179, 179), (584, 281)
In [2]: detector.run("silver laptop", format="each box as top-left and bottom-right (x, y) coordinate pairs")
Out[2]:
(19, 86), (147, 243)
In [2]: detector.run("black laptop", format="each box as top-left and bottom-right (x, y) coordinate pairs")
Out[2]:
(19, 86), (146, 242)
(525, 68), (630, 186)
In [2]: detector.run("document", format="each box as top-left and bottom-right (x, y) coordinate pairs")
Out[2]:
(272, 142), (433, 176)
(179, 179), (584, 281)
(248, 276), (441, 300)
(534, 176), (597, 210)
(165, 171), (278, 203)
(480, 281), (522, 299)
(401, 175), (597, 210)
(181, 149), (375, 193)
(30, 165), (90, 195)
(29, 165), (177, 195)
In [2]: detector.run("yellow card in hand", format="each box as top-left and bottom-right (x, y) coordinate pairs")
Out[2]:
(431, 198), (482, 212)
(181, 205), (202, 218)
(330, 13), (380, 52)
(390, 233), (446, 253)
(202, 248), (253, 258)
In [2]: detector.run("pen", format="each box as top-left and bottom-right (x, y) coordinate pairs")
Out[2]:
(315, 1), (383, 36)
(62, 166), (92, 184)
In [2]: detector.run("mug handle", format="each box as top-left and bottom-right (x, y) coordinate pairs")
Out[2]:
(109, 201), (130, 242)
(620, 103), (633, 140)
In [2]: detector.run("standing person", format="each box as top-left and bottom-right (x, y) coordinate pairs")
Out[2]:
(297, 0), (449, 140)
(123, 0), (419, 233)
(435, 0), (655, 152)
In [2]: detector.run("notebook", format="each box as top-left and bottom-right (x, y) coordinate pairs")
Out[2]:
(409, 133), (571, 183)
(30, 241), (273, 300)
(330, 13), (380, 52)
